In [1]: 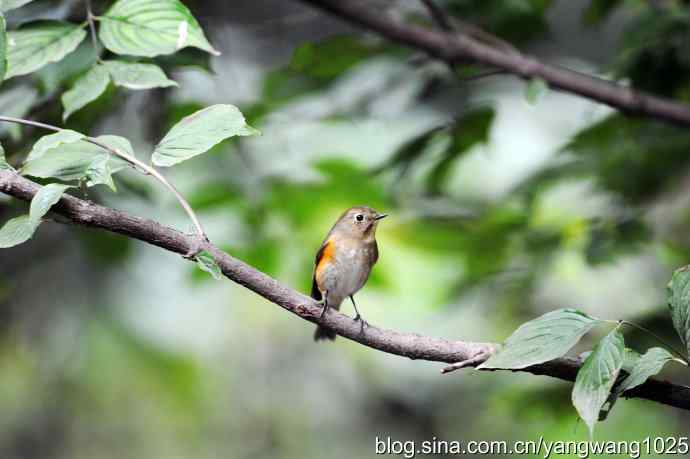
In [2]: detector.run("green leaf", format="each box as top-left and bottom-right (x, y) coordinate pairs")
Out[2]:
(290, 35), (385, 80)
(525, 77), (548, 105)
(96, 134), (136, 159)
(6, 21), (86, 79)
(61, 64), (110, 120)
(616, 347), (674, 395)
(0, 215), (34, 248)
(479, 309), (600, 369)
(26, 130), (84, 161)
(0, 14), (7, 84)
(572, 328), (625, 438)
(0, 0), (34, 12)
(86, 154), (117, 191)
(98, 0), (219, 58)
(29, 183), (70, 227)
(103, 60), (177, 89)
(152, 104), (258, 167)
(0, 142), (12, 170)
(21, 136), (130, 181)
(668, 266), (690, 356)
(195, 250), (221, 280)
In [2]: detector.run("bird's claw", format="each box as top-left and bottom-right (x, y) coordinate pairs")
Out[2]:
(182, 234), (209, 260)
(354, 314), (368, 333)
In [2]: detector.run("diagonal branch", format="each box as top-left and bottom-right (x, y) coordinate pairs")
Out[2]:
(1, 168), (690, 411)
(297, 0), (690, 128)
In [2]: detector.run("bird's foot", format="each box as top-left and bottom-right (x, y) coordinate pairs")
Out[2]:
(317, 299), (329, 318)
(354, 314), (368, 333)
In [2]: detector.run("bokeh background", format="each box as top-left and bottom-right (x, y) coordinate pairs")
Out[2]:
(2, 0), (690, 457)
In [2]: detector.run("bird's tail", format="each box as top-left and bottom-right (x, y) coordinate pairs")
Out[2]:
(313, 325), (336, 341)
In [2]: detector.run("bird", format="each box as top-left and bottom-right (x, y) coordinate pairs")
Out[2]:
(311, 206), (387, 341)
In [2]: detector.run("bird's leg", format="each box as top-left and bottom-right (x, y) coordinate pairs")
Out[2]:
(350, 295), (368, 332)
(318, 290), (329, 318)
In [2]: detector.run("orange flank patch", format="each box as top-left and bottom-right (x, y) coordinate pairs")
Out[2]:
(315, 239), (335, 284)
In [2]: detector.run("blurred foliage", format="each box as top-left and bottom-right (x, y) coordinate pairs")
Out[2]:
(2, 0), (690, 457)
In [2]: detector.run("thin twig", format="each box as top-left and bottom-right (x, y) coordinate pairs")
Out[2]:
(420, 0), (452, 31)
(0, 115), (207, 240)
(618, 320), (690, 365)
(85, 0), (101, 59)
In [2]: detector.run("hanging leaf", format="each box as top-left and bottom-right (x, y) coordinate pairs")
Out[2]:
(0, 215), (34, 248)
(26, 130), (85, 162)
(103, 60), (177, 90)
(572, 328), (625, 438)
(195, 250), (222, 280)
(152, 104), (258, 167)
(480, 309), (601, 369)
(98, 0), (219, 58)
(28, 183), (70, 227)
(668, 266), (690, 355)
(6, 21), (86, 79)
(61, 64), (110, 120)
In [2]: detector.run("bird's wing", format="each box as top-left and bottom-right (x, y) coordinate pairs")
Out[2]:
(370, 240), (379, 265)
(311, 238), (334, 300)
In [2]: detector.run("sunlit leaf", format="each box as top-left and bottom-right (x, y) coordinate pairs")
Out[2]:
(0, 215), (33, 248)
(98, 0), (219, 58)
(104, 60), (177, 90)
(29, 183), (70, 227)
(152, 104), (258, 167)
(667, 265), (690, 355)
(195, 250), (221, 280)
(61, 64), (110, 120)
(480, 309), (601, 369)
(572, 328), (625, 438)
(26, 130), (84, 162)
(6, 21), (86, 79)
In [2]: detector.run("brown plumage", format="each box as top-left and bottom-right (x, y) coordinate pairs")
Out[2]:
(311, 206), (386, 341)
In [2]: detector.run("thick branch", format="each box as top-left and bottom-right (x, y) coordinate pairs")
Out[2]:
(297, 0), (690, 128)
(1, 170), (689, 410)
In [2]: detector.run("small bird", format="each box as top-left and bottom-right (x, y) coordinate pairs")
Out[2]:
(311, 206), (387, 341)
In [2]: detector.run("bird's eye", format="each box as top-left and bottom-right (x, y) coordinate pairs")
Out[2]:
(355, 214), (364, 222)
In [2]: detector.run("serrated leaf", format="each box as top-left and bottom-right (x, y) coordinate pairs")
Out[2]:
(103, 60), (177, 89)
(98, 0), (219, 58)
(152, 104), (258, 167)
(0, 14), (7, 84)
(525, 77), (548, 105)
(480, 309), (600, 369)
(668, 266), (690, 355)
(21, 136), (130, 181)
(6, 21), (86, 79)
(61, 64), (110, 120)
(29, 183), (70, 227)
(0, 0), (34, 12)
(26, 130), (84, 162)
(572, 328), (625, 438)
(195, 250), (221, 280)
(0, 214), (33, 248)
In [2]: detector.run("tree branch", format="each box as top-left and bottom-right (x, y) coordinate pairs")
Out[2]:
(297, 0), (690, 128)
(1, 169), (689, 410)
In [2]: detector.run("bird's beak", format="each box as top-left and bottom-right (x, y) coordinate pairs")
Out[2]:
(375, 214), (388, 221)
